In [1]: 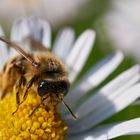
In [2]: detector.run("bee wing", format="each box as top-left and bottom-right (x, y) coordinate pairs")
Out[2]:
(0, 26), (9, 71)
(10, 17), (51, 58)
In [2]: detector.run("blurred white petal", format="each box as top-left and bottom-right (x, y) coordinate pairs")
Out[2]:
(11, 17), (29, 43)
(66, 30), (96, 82)
(0, 26), (9, 71)
(10, 17), (29, 57)
(104, 0), (140, 61)
(71, 118), (140, 140)
(0, 0), (88, 26)
(52, 28), (75, 60)
(64, 51), (123, 106)
(10, 17), (51, 57)
(68, 66), (140, 134)
(11, 17), (51, 47)
(28, 17), (51, 48)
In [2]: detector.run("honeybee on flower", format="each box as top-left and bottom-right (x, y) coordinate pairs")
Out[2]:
(0, 17), (140, 140)
(0, 17), (77, 119)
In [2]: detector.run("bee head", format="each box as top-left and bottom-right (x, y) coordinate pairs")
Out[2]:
(37, 79), (70, 97)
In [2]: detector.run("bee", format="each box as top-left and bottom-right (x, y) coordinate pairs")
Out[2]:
(0, 37), (77, 119)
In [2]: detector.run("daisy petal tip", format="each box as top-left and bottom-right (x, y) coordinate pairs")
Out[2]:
(85, 29), (96, 40)
(11, 17), (29, 42)
(11, 16), (51, 48)
(85, 29), (96, 35)
(53, 27), (75, 59)
(133, 64), (140, 73)
(67, 29), (96, 82)
(116, 50), (124, 60)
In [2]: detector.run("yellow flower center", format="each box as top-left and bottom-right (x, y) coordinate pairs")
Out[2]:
(0, 92), (68, 140)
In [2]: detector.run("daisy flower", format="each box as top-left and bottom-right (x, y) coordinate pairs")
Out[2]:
(1, 17), (140, 140)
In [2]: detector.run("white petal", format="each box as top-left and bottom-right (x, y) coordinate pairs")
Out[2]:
(10, 17), (51, 57)
(11, 17), (29, 43)
(71, 132), (107, 140)
(64, 51), (123, 106)
(66, 30), (96, 82)
(68, 67), (140, 134)
(39, 20), (51, 48)
(108, 118), (140, 139)
(71, 118), (140, 140)
(0, 26), (9, 71)
(64, 65), (138, 116)
(10, 17), (29, 57)
(52, 28), (75, 60)
(27, 17), (51, 48)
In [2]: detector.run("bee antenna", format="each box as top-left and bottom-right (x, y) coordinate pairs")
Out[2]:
(0, 36), (39, 68)
(61, 99), (77, 120)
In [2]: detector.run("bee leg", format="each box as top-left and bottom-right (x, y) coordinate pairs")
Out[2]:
(20, 75), (37, 105)
(29, 95), (49, 117)
(12, 91), (20, 115)
(12, 76), (26, 115)
(1, 89), (8, 99)
(1, 62), (24, 100)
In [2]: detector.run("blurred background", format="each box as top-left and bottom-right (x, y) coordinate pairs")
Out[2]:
(0, 0), (140, 139)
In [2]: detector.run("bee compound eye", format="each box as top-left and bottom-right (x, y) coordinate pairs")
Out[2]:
(38, 80), (49, 97)
(59, 80), (70, 96)
(38, 80), (70, 97)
